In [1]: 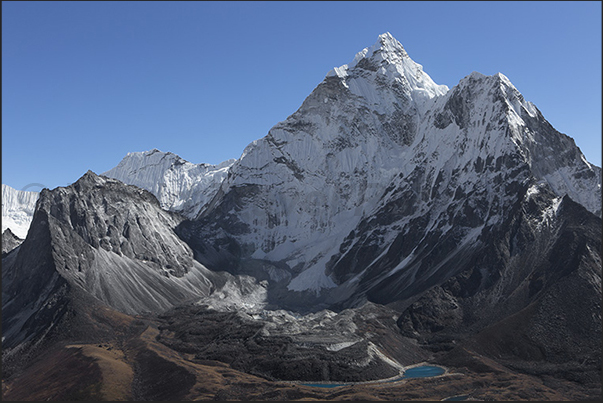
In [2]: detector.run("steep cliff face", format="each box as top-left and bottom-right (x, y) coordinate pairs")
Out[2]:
(322, 71), (601, 306)
(396, 194), (602, 386)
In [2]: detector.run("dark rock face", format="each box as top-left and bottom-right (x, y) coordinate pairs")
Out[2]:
(2, 228), (23, 257)
(396, 195), (602, 387)
(2, 204), (70, 349)
(43, 171), (193, 276)
(397, 286), (463, 337)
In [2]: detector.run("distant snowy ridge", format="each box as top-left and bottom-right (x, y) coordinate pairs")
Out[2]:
(2, 149), (236, 240)
(102, 149), (235, 219)
(2, 184), (39, 239)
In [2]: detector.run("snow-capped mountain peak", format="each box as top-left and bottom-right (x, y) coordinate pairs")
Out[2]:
(182, 33), (601, 302)
(327, 32), (449, 108)
(356, 32), (411, 65)
(102, 149), (235, 219)
(3, 33), (601, 400)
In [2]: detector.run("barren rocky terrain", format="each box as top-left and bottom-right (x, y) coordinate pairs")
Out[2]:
(2, 299), (598, 401)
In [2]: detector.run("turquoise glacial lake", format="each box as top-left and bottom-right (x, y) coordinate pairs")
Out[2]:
(301, 365), (446, 388)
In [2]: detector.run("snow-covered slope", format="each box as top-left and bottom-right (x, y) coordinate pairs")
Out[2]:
(189, 34), (452, 288)
(325, 69), (602, 306)
(0, 151), (233, 241)
(2, 184), (39, 239)
(183, 32), (601, 304)
(102, 149), (235, 219)
(326, 32), (448, 108)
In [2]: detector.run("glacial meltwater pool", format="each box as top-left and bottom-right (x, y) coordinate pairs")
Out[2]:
(301, 364), (446, 388)
(386, 365), (445, 381)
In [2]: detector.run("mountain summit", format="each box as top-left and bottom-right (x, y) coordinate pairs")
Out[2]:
(327, 32), (448, 103)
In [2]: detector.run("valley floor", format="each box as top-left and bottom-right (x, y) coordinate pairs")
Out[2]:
(2, 304), (599, 401)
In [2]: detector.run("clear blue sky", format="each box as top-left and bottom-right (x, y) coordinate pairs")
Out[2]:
(2, 1), (601, 191)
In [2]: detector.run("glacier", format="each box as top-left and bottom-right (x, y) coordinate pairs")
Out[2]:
(1, 184), (39, 239)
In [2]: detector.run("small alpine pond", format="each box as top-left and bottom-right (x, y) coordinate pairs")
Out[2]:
(301, 365), (446, 388)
